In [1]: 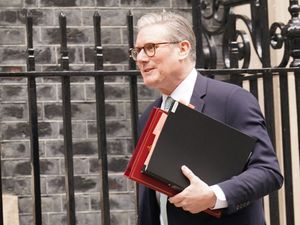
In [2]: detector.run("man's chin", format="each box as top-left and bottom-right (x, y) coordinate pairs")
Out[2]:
(143, 80), (158, 89)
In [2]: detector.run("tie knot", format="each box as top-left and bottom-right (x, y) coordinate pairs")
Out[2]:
(164, 96), (175, 111)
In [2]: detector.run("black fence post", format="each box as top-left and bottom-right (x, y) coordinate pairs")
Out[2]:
(26, 10), (43, 225)
(93, 11), (111, 225)
(192, 0), (205, 68)
(127, 10), (139, 148)
(229, 41), (243, 86)
(279, 71), (295, 225)
(127, 10), (140, 225)
(59, 12), (76, 225)
(225, 12), (243, 86)
(249, 75), (259, 99)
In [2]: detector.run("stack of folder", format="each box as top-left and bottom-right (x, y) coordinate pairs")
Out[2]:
(124, 101), (256, 218)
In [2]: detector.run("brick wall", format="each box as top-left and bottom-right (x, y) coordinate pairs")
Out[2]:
(0, 1), (192, 225)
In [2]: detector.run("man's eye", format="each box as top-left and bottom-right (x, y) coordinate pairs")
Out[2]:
(135, 48), (142, 53)
(144, 44), (154, 51)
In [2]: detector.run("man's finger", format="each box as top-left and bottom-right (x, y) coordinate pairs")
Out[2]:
(169, 192), (184, 204)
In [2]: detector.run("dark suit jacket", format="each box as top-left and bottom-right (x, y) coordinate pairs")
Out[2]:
(137, 73), (283, 225)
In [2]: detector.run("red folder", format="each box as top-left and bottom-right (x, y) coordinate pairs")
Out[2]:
(124, 107), (221, 218)
(124, 108), (177, 196)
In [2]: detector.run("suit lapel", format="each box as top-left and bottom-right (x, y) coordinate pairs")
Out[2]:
(190, 72), (207, 112)
(154, 97), (162, 108)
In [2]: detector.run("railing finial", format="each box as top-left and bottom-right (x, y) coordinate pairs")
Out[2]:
(286, 0), (300, 67)
(93, 10), (103, 70)
(26, 9), (35, 71)
(59, 11), (69, 70)
(289, 0), (300, 18)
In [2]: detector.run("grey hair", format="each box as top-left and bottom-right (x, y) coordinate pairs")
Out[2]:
(137, 11), (196, 61)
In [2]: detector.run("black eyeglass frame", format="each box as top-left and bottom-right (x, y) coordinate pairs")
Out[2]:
(129, 41), (181, 61)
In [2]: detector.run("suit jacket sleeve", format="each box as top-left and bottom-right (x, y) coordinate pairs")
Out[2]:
(217, 87), (283, 214)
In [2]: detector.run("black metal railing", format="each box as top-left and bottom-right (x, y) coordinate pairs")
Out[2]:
(0, 1), (300, 225)
(26, 11), (42, 225)
(0, 68), (299, 225)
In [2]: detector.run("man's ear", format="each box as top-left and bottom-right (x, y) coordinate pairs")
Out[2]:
(178, 40), (191, 60)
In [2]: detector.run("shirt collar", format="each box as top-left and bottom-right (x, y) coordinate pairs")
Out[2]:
(162, 68), (197, 108)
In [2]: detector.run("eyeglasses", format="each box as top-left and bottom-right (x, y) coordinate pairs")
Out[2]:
(129, 41), (180, 61)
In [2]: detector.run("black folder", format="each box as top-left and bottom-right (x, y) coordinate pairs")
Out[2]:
(142, 101), (256, 191)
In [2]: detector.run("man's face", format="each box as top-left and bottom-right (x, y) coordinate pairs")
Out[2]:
(135, 24), (182, 94)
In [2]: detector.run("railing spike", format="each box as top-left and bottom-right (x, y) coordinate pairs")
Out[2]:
(128, 9), (133, 16)
(94, 10), (100, 17)
(59, 11), (66, 18)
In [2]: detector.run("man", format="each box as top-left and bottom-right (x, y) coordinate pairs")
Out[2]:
(130, 11), (283, 225)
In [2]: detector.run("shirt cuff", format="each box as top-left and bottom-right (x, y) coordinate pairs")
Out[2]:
(210, 185), (228, 209)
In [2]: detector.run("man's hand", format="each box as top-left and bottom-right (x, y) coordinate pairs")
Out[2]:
(168, 165), (217, 214)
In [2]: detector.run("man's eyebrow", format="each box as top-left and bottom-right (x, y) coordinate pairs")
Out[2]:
(135, 42), (152, 47)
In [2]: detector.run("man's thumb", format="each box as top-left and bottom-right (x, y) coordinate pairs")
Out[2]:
(181, 165), (195, 181)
